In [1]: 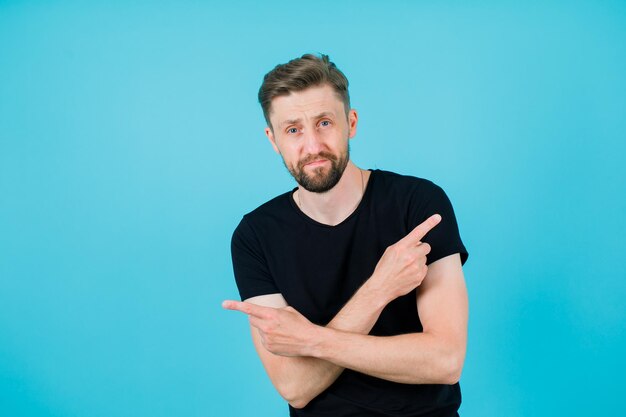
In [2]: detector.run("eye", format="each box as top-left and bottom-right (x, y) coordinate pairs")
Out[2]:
(287, 127), (298, 134)
(319, 120), (331, 127)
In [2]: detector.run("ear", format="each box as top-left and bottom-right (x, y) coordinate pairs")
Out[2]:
(348, 109), (358, 139)
(265, 126), (280, 154)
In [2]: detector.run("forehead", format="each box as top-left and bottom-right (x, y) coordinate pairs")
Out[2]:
(269, 84), (344, 125)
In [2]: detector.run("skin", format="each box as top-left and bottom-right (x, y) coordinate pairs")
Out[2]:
(265, 84), (365, 226)
(223, 84), (469, 409)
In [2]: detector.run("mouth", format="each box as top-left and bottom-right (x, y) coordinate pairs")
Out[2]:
(304, 159), (328, 168)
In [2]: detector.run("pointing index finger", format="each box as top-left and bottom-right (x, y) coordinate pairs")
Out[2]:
(222, 300), (272, 319)
(403, 214), (442, 245)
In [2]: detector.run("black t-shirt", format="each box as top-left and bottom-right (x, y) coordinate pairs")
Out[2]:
(231, 169), (469, 417)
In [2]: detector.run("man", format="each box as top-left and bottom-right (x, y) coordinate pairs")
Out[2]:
(223, 53), (469, 417)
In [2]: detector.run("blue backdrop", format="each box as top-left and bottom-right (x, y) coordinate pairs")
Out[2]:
(1, 1), (625, 416)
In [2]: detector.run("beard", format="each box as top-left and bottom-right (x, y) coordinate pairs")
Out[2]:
(285, 146), (350, 193)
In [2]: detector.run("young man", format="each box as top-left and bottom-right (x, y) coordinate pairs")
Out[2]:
(223, 54), (469, 417)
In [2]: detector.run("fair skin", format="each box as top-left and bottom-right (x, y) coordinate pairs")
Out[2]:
(223, 84), (468, 409)
(265, 84), (364, 226)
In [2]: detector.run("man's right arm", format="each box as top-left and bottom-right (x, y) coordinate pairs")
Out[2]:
(242, 276), (388, 409)
(225, 214), (441, 409)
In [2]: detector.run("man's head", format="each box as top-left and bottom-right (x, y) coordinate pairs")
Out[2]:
(259, 54), (357, 193)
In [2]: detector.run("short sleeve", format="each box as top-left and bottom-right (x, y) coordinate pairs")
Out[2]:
(409, 182), (469, 266)
(230, 216), (280, 301)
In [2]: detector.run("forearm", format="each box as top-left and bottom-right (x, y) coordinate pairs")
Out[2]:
(327, 278), (389, 332)
(262, 279), (390, 408)
(256, 333), (341, 409)
(309, 327), (465, 385)
(309, 254), (468, 386)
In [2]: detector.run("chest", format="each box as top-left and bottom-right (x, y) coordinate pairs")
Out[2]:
(261, 209), (414, 327)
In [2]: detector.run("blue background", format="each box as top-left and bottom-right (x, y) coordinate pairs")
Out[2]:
(1, 1), (625, 416)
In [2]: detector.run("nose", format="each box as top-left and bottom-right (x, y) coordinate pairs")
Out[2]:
(302, 128), (324, 155)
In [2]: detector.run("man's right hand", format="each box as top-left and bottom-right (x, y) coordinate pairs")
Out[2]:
(367, 214), (441, 302)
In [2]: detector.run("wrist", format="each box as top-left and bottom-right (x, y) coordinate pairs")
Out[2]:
(307, 325), (334, 359)
(361, 274), (394, 309)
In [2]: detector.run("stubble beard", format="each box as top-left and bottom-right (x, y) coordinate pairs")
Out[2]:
(285, 146), (350, 193)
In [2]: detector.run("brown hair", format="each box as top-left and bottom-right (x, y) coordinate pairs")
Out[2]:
(258, 53), (351, 129)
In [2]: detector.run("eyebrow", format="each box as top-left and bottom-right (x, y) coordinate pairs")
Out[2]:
(280, 112), (336, 127)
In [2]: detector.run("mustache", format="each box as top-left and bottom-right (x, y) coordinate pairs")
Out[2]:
(298, 151), (338, 169)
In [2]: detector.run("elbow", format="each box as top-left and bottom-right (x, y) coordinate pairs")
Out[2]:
(288, 398), (310, 410)
(439, 351), (465, 385)
(277, 383), (312, 409)
(441, 367), (462, 385)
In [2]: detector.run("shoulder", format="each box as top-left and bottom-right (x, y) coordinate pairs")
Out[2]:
(232, 189), (297, 241)
(244, 190), (294, 221)
(372, 169), (445, 200)
(372, 171), (468, 265)
(370, 169), (456, 231)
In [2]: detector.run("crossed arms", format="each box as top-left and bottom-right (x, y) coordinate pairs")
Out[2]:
(222, 214), (468, 409)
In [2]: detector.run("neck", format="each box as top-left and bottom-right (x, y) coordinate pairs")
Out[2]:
(295, 162), (369, 226)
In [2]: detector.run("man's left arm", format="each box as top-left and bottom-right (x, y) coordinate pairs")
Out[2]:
(255, 253), (468, 385)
